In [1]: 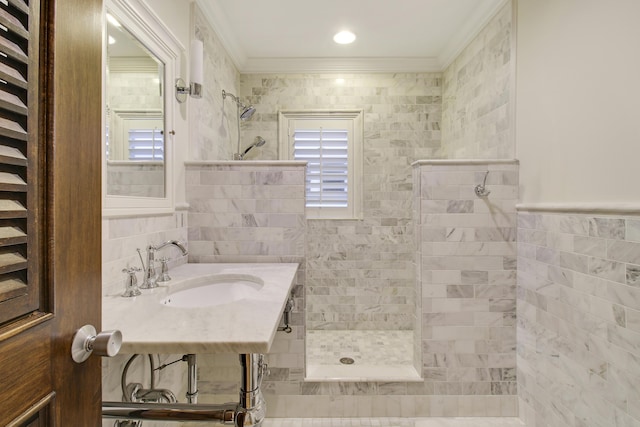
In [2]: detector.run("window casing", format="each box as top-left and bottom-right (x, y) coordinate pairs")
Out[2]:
(279, 111), (363, 219)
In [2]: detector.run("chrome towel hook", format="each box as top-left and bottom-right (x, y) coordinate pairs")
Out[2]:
(474, 171), (491, 198)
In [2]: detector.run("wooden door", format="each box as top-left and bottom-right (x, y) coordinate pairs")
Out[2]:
(0, 0), (103, 425)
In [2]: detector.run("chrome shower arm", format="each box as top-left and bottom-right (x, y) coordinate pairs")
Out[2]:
(222, 89), (240, 105)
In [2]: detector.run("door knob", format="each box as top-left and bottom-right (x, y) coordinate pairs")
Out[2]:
(71, 324), (122, 363)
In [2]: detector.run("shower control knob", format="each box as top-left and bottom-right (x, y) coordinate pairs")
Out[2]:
(71, 324), (122, 363)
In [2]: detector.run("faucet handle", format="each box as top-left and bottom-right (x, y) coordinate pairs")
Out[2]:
(156, 257), (172, 283)
(121, 267), (142, 297)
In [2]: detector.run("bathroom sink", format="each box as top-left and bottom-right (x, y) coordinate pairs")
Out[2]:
(103, 263), (299, 353)
(159, 274), (264, 308)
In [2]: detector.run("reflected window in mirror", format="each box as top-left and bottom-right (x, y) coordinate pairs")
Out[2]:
(106, 15), (165, 198)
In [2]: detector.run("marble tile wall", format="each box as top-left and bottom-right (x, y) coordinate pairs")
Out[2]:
(107, 69), (163, 112)
(106, 163), (164, 198)
(517, 211), (640, 427)
(415, 160), (519, 414)
(185, 162), (306, 264)
(239, 72), (443, 331)
(441, 1), (514, 159)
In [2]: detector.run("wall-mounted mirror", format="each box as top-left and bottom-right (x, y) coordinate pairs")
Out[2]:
(106, 20), (165, 198)
(103, 0), (182, 216)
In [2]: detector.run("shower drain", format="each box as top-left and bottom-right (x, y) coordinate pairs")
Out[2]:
(339, 357), (355, 365)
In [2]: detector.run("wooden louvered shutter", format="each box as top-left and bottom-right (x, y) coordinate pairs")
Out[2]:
(0, 0), (43, 325)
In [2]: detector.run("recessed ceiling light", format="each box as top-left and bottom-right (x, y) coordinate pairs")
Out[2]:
(333, 30), (356, 45)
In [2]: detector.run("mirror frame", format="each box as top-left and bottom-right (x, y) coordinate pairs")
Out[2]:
(103, 0), (183, 217)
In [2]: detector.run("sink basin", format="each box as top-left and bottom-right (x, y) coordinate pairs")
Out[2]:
(159, 274), (264, 308)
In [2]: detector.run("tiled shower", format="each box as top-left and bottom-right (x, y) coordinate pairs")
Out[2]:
(180, 159), (519, 418)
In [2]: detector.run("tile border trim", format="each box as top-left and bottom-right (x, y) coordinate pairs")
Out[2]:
(412, 159), (519, 167)
(517, 202), (640, 215)
(185, 160), (307, 167)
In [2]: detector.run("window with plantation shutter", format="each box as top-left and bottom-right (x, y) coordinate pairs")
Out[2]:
(279, 111), (363, 219)
(127, 126), (164, 160)
(0, 0), (43, 325)
(294, 126), (349, 208)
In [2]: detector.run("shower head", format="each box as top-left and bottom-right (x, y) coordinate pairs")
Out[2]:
(239, 105), (256, 121)
(254, 136), (266, 147)
(222, 89), (255, 121)
(237, 136), (267, 160)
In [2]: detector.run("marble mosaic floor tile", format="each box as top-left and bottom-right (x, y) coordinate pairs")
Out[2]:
(306, 330), (420, 381)
(264, 418), (525, 427)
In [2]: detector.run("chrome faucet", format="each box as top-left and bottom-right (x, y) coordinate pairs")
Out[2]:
(138, 241), (188, 289)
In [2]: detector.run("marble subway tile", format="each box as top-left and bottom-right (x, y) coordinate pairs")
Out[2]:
(573, 235), (607, 258)
(626, 219), (640, 242)
(627, 264), (640, 287)
(607, 239), (640, 265)
(588, 256), (626, 283)
(589, 217), (626, 240)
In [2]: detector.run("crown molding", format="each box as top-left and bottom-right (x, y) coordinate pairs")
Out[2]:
(240, 57), (441, 74)
(198, 0), (509, 74)
(195, 0), (246, 70)
(437, 0), (510, 69)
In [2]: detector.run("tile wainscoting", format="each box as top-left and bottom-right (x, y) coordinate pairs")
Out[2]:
(517, 207), (640, 427)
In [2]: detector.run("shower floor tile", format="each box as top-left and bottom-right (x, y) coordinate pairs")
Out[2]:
(305, 330), (421, 381)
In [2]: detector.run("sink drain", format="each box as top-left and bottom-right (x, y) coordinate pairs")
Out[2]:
(339, 357), (355, 365)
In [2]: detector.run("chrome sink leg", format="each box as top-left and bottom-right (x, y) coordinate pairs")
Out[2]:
(238, 353), (267, 427)
(186, 354), (198, 404)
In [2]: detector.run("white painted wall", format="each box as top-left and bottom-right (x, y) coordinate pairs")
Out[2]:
(516, 0), (640, 204)
(147, 0), (190, 47)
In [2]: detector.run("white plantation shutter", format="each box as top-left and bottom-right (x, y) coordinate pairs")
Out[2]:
(128, 127), (164, 160)
(281, 112), (362, 220)
(293, 127), (348, 208)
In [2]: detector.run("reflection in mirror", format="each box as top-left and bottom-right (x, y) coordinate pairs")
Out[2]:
(106, 14), (165, 198)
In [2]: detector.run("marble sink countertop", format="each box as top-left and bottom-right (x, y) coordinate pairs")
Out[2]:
(102, 263), (298, 354)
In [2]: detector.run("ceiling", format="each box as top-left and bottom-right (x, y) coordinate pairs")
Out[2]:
(197, 0), (508, 73)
